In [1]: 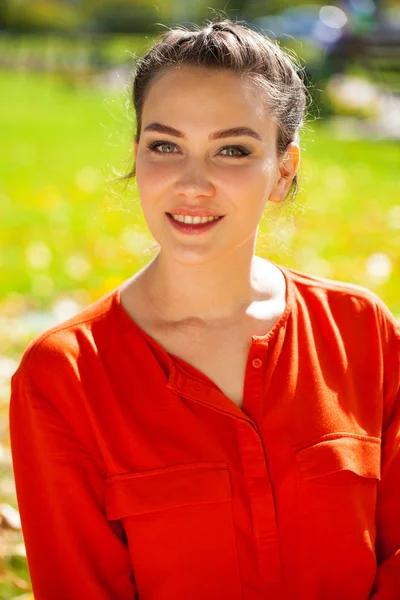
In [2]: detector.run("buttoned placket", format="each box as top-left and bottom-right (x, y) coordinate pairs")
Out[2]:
(166, 337), (283, 594)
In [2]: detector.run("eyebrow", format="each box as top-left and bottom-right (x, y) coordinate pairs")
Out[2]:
(143, 122), (262, 141)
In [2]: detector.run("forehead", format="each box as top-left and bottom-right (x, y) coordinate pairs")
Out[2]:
(141, 66), (274, 133)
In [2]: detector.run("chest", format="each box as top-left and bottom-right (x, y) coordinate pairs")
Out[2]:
(120, 279), (286, 410)
(146, 315), (280, 409)
(162, 329), (252, 408)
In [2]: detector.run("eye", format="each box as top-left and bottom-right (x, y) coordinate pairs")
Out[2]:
(147, 141), (179, 154)
(146, 141), (251, 158)
(219, 145), (251, 158)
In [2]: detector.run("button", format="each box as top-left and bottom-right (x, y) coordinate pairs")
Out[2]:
(251, 358), (263, 369)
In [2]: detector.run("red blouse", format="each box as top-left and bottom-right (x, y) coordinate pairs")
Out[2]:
(9, 264), (400, 600)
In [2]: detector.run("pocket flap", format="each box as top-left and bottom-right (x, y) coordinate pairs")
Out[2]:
(105, 462), (231, 520)
(295, 435), (381, 481)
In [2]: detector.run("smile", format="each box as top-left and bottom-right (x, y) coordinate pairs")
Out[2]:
(165, 212), (224, 235)
(168, 214), (221, 224)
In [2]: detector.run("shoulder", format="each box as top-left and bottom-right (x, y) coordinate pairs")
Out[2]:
(12, 287), (119, 389)
(285, 264), (397, 319)
(282, 264), (399, 344)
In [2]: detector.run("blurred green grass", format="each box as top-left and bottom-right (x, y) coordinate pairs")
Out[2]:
(0, 68), (399, 325)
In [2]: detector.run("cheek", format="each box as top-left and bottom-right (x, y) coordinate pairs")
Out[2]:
(135, 162), (172, 199)
(220, 165), (271, 198)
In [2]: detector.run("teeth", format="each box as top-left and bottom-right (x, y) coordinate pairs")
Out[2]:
(170, 214), (220, 224)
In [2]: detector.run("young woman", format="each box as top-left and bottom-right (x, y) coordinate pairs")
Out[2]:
(9, 19), (399, 600)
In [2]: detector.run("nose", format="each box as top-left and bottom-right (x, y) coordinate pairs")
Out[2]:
(174, 157), (215, 200)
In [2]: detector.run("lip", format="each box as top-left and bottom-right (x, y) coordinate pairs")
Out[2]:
(166, 212), (224, 235)
(166, 208), (224, 217)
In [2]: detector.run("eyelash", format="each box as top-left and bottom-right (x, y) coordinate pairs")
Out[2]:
(146, 140), (251, 159)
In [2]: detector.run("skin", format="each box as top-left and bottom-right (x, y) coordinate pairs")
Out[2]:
(124, 65), (300, 329)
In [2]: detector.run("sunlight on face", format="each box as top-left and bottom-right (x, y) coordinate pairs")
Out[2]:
(134, 66), (295, 265)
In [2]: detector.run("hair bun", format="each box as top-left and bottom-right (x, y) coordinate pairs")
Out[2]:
(208, 21), (234, 34)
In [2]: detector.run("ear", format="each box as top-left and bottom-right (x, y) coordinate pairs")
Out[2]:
(268, 142), (300, 203)
(133, 136), (138, 161)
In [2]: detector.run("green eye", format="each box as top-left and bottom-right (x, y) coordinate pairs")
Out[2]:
(147, 141), (178, 154)
(220, 145), (250, 158)
(147, 141), (251, 158)
(161, 144), (175, 153)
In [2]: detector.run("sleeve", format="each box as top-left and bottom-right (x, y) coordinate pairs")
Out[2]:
(369, 315), (400, 599)
(9, 370), (138, 600)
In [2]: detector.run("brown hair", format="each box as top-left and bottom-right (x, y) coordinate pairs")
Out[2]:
(127, 18), (308, 200)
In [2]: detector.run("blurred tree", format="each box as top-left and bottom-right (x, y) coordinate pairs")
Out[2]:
(3, 0), (176, 32)
(82, 0), (201, 32)
(87, 2), (157, 33)
(169, 0), (201, 25)
(0, 0), (7, 29)
(5, 0), (81, 32)
(3, 0), (396, 33)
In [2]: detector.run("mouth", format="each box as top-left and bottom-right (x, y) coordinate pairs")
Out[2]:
(165, 212), (224, 235)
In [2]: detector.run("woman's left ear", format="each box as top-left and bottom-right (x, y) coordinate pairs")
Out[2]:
(268, 142), (300, 203)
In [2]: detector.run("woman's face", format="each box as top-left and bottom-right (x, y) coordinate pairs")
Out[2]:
(134, 66), (299, 265)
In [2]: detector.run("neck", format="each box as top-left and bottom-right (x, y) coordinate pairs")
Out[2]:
(140, 241), (278, 326)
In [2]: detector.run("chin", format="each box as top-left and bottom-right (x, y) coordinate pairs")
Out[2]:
(159, 243), (225, 266)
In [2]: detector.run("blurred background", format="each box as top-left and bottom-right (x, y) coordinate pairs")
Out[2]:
(0, 0), (399, 596)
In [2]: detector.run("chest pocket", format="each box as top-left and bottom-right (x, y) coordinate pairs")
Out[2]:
(105, 462), (242, 600)
(293, 433), (381, 591)
(295, 433), (381, 482)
